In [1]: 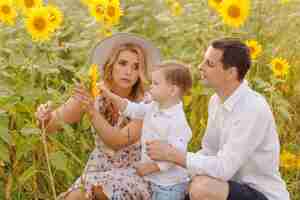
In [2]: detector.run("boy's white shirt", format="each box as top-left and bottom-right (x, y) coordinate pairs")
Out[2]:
(123, 100), (192, 186)
(186, 81), (290, 200)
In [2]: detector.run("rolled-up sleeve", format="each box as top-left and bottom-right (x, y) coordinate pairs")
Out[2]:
(123, 100), (153, 120)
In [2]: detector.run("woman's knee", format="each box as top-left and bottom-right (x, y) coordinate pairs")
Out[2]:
(189, 176), (212, 199)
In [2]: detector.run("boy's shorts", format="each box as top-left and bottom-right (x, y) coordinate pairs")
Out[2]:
(150, 182), (189, 200)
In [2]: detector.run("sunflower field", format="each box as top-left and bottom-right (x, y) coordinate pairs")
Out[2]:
(0, 0), (299, 199)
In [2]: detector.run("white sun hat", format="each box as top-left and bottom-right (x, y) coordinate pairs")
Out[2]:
(90, 33), (161, 76)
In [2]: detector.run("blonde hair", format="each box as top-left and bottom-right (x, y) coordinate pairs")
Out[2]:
(157, 61), (193, 97)
(103, 43), (148, 101)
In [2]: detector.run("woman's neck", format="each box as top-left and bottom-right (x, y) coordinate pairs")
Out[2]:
(110, 82), (132, 99)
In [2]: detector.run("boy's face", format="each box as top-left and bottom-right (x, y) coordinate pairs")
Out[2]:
(149, 70), (174, 103)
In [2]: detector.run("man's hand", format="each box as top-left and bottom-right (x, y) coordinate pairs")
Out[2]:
(133, 162), (160, 177)
(146, 140), (187, 168)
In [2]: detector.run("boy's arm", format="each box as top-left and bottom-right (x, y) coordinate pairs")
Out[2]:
(99, 83), (150, 119)
(99, 83), (127, 112)
(134, 162), (160, 177)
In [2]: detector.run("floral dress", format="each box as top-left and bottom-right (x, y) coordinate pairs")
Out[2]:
(60, 96), (152, 200)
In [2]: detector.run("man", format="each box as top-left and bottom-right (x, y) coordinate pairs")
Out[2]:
(146, 38), (290, 200)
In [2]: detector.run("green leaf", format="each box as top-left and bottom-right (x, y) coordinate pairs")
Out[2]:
(0, 112), (10, 145)
(18, 165), (37, 185)
(20, 127), (41, 136)
(0, 141), (9, 162)
(49, 151), (68, 172)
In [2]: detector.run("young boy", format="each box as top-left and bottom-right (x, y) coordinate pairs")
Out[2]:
(100, 61), (193, 200)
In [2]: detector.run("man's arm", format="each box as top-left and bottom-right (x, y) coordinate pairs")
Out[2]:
(186, 103), (270, 181)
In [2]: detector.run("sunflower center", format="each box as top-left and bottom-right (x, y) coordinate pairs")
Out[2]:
(249, 46), (255, 54)
(33, 17), (46, 31)
(24, 0), (35, 8)
(1, 5), (11, 14)
(95, 5), (104, 15)
(275, 63), (283, 71)
(228, 5), (240, 18)
(107, 6), (115, 17)
(214, 0), (222, 4)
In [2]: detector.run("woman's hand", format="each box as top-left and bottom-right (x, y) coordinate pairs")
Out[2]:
(72, 84), (95, 117)
(133, 162), (160, 177)
(35, 101), (54, 128)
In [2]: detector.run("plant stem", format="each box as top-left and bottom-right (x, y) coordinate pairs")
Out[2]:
(41, 122), (57, 200)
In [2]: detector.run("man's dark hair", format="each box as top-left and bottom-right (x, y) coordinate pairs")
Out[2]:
(211, 38), (251, 81)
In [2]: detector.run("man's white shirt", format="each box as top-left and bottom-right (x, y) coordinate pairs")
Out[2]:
(186, 81), (290, 200)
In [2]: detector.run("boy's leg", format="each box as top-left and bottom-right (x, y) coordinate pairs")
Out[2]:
(189, 175), (268, 200)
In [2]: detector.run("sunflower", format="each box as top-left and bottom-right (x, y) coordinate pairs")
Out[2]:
(89, 0), (108, 22)
(208, 0), (223, 11)
(219, 0), (250, 28)
(245, 40), (262, 60)
(270, 57), (290, 77)
(45, 5), (63, 32)
(25, 7), (52, 41)
(0, 0), (17, 25)
(104, 0), (123, 26)
(170, 1), (183, 16)
(280, 0), (291, 4)
(280, 150), (297, 169)
(17, 0), (43, 14)
(89, 64), (101, 98)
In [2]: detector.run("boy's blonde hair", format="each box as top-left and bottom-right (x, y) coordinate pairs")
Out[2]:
(157, 61), (193, 97)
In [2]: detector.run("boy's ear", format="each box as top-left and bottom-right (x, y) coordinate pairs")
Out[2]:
(171, 85), (181, 97)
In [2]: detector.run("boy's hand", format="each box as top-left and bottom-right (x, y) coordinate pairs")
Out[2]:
(97, 82), (114, 99)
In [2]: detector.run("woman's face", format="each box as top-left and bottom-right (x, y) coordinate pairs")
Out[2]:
(111, 50), (141, 90)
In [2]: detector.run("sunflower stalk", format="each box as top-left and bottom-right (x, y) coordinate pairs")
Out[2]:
(41, 121), (57, 200)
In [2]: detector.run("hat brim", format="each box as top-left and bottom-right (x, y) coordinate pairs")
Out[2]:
(90, 33), (161, 76)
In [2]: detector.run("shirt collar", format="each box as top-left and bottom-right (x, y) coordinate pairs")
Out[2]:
(219, 80), (249, 112)
(154, 101), (183, 117)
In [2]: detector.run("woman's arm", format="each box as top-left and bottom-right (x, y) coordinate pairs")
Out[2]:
(73, 84), (143, 151)
(37, 96), (85, 134)
(89, 108), (143, 151)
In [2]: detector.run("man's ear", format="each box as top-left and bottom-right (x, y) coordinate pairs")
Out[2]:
(227, 67), (239, 81)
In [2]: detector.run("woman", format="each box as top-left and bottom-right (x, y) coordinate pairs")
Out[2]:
(35, 33), (161, 200)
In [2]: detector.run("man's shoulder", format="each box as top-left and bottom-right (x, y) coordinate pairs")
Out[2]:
(241, 88), (272, 115)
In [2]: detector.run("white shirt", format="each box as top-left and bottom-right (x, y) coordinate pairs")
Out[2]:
(186, 81), (290, 200)
(124, 101), (192, 186)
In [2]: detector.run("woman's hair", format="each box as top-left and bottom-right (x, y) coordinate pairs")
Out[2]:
(103, 43), (148, 101)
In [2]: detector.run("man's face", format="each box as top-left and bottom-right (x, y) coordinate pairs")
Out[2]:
(198, 46), (231, 90)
